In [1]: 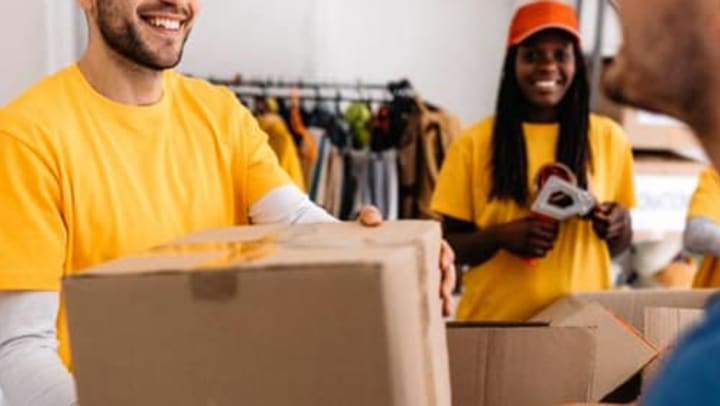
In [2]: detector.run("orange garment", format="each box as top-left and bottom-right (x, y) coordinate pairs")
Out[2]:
(258, 113), (306, 191)
(289, 88), (318, 184)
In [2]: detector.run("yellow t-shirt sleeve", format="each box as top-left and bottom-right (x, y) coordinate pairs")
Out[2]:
(0, 132), (65, 291)
(688, 166), (720, 223)
(240, 108), (293, 208)
(607, 119), (637, 209)
(431, 135), (474, 222)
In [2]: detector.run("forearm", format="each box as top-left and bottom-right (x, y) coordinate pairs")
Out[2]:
(250, 185), (338, 225)
(0, 291), (77, 406)
(684, 216), (720, 256)
(445, 229), (501, 268)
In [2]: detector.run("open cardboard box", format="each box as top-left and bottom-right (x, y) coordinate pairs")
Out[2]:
(447, 289), (718, 406)
(64, 221), (451, 406)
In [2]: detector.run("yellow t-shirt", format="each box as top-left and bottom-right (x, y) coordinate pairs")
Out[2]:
(431, 114), (636, 321)
(688, 166), (720, 288)
(0, 64), (291, 367)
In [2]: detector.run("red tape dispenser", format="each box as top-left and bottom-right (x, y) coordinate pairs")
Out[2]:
(523, 163), (597, 266)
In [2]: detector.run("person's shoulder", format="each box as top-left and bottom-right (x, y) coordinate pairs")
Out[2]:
(455, 115), (495, 148)
(589, 113), (630, 147)
(1, 65), (78, 118)
(0, 65), (80, 145)
(589, 113), (625, 136)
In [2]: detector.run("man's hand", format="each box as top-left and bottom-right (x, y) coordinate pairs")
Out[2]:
(357, 205), (383, 227)
(357, 205), (456, 317)
(439, 239), (456, 317)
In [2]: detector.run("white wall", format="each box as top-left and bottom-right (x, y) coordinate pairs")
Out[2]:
(0, 0), (48, 105)
(180, 0), (517, 124)
(0, 0), (78, 105)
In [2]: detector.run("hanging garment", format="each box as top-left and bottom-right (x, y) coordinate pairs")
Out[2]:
(323, 145), (345, 218)
(308, 128), (330, 202)
(257, 113), (306, 191)
(289, 88), (319, 184)
(383, 149), (399, 221)
(397, 97), (461, 220)
(344, 102), (372, 148)
(348, 149), (372, 219)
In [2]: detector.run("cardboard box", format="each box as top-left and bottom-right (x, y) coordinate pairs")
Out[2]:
(64, 221), (450, 406)
(574, 289), (716, 395)
(447, 323), (597, 406)
(446, 290), (718, 405)
(531, 298), (657, 400)
(622, 109), (703, 158)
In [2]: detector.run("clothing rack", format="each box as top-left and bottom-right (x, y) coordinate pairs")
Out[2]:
(208, 76), (405, 92)
(233, 88), (392, 104)
(208, 76), (415, 103)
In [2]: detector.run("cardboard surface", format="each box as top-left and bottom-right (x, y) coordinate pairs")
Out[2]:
(574, 289), (717, 332)
(531, 298), (656, 400)
(641, 307), (705, 392)
(65, 221), (450, 406)
(446, 324), (597, 406)
(644, 307), (705, 349)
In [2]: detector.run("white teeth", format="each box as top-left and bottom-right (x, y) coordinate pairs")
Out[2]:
(148, 18), (181, 30)
(535, 80), (557, 89)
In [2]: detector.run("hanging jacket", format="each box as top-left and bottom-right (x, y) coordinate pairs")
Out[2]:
(397, 97), (461, 220)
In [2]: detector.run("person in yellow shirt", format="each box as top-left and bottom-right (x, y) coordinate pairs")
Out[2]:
(0, 1), (454, 405)
(431, 0), (636, 321)
(685, 166), (720, 288)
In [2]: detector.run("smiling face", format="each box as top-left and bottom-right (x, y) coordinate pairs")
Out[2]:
(88, 0), (199, 70)
(515, 30), (577, 117)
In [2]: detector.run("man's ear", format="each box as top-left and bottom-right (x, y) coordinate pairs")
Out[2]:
(75, 0), (95, 16)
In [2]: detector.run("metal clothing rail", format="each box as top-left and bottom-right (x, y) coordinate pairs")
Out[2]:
(233, 88), (393, 104)
(207, 76), (397, 92)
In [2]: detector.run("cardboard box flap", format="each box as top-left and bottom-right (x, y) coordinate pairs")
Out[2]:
(447, 325), (597, 406)
(574, 289), (717, 331)
(531, 297), (657, 400)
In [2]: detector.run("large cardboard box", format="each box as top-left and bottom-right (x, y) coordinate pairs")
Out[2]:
(447, 323), (597, 406)
(64, 221), (451, 406)
(446, 290), (719, 406)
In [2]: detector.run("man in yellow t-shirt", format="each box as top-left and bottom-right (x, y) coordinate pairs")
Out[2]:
(685, 166), (720, 288)
(0, 1), (455, 405)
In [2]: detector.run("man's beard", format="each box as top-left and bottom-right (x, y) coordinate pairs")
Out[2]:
(97, 1), (189, 71)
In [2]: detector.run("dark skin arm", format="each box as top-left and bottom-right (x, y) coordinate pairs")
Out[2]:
(443, 215), (560, 268)
(590, 202), (633, 257)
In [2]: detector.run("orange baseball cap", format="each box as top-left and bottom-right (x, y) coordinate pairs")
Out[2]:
(507, 1), (581, 48)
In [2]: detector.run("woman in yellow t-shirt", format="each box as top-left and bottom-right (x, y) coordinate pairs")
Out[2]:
(685, 166), (720, 287)
(431, 0), (636, 321)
